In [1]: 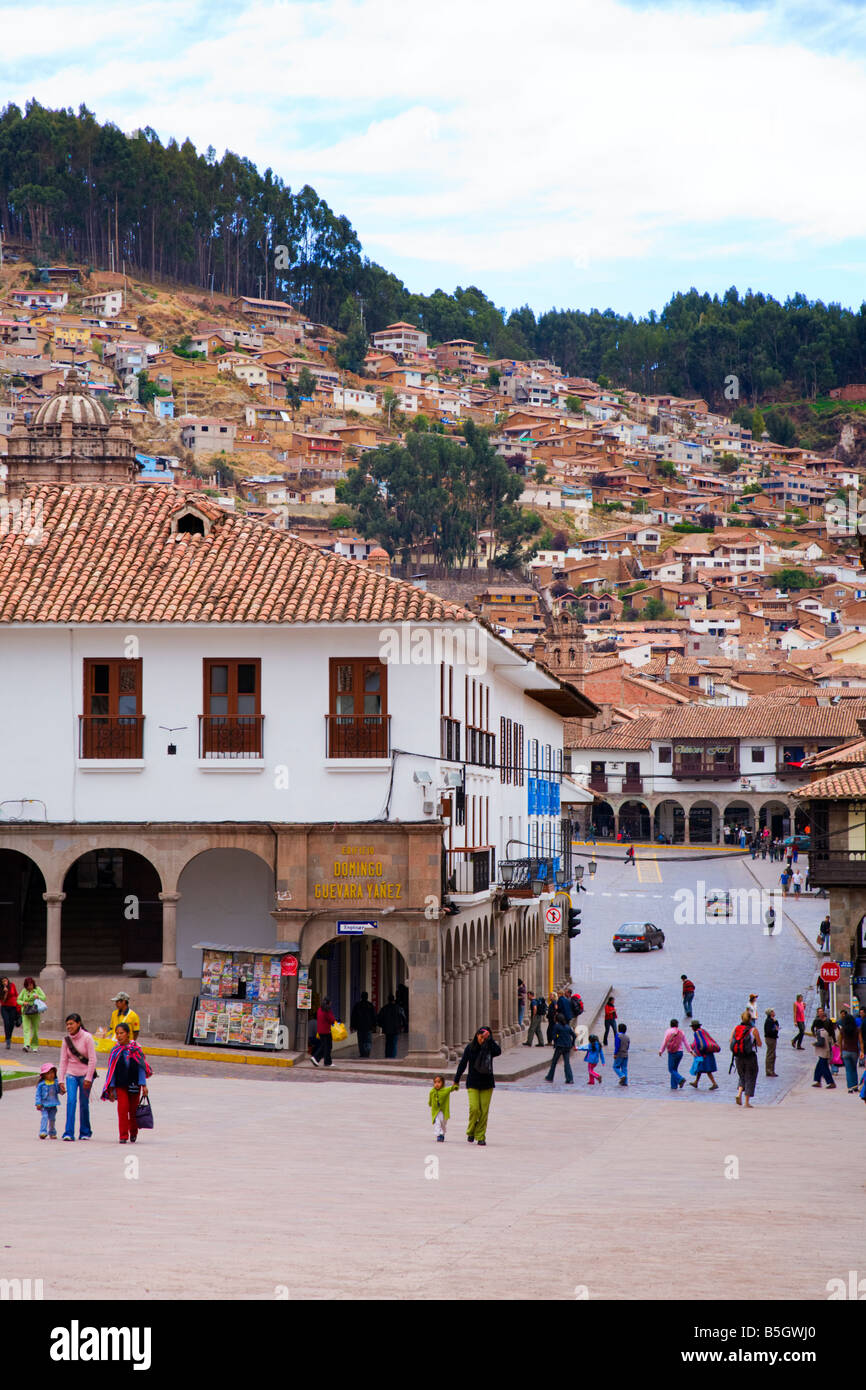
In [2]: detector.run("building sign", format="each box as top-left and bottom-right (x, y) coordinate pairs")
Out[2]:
(337, 920), (378, 935)
(281, 955), (298, 976)
(313, 843), (404, 902)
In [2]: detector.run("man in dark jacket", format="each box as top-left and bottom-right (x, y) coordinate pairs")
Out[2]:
(557, 990), (574, 1023)
(350, 991), (376, 1057)
(523, 992), (547, 1047)
(454, 1026), (501, 1145)
(376, 995), (402, 1059)
(544, 1012), (576, 1084)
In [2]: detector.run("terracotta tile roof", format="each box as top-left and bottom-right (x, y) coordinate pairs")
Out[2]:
(794, 766), (866, 800)
(567, 698), (866, 745)
(0, 484), (473, 626)
(804, 738), (866, 769)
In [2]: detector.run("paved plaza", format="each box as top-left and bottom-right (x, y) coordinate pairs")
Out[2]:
(3, 848), (862, 1303)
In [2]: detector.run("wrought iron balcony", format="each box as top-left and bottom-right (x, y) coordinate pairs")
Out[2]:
(79, 716), (144, 759)
(199, 715), (264, 758)
(325, 713), (390, 759)
(445, 847), (495, 895)
(807, 849), (866, 885)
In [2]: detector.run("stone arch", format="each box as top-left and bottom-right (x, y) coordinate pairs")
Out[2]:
(653, 799), (685, 844)
(61, 846), (164, 974)
(176, 848), (277, 978)
(722, 799), (755, 839)
(618, 799), (651, 841)
(0, 849), (47, 974)
(688, 800), (718, 846)
(592, 800), (616, 838)
(759, 799), (793, 839)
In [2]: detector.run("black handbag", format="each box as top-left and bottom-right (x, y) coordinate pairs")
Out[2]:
(135, 1095), (154, 1129)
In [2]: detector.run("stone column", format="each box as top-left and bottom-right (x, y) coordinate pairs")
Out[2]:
(40, 892), (66, 982)
(158, 891), (182, 978)
(444, 970), (454, 1048)
(683, 810), (692, 846)
(457, 966), (468, 1047)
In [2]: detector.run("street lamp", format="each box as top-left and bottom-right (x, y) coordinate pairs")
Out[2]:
(531, 877), (545, 897)
(555, 869), (566, 886)
(500, 863), (515, 886)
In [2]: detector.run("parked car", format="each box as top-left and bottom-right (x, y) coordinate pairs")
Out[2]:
(705, 890), (733, 917)
(612, 922), (665, 952)
(783, 834), (811, 851)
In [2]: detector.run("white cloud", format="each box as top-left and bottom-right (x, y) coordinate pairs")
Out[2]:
(2, 0), (866, 301)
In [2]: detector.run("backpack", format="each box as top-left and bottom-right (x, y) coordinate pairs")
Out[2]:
(731, 1024), (755, 1056)
(571, 994), (584, 1017)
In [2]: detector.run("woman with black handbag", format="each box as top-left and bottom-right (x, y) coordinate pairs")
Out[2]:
(101, 1022), (152, 1143)
(0, 977), (19, 1050)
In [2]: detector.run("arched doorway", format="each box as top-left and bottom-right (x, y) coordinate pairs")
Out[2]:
(618, 800), (651, 841)
(61, 849), (162, 973)
(591, 800), (615, 838)
(0, 850), (46, 973)
(654, 800), (685, 844)
(308, 934), (409, 1059)
(177, 848), (276, 978)
(723, 801), (754, 840)
(688, 801), (717, 845)
(759, 800), (791, 840)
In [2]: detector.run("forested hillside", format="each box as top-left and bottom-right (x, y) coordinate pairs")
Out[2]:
(3, 100), (866, 407)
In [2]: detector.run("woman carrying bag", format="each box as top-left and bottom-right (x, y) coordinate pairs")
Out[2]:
(687, 1020), (720, 1091)
(18, 977), (47, 1053)
(101, 1022), (152, 1143)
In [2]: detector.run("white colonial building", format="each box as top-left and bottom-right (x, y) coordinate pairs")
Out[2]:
(0, 377), (595, 1059)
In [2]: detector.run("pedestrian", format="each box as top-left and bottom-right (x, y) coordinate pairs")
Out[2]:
(58, 1013), (97, 1141)
(681, 974), (696, 1019)
(517, 978), (527, 1027)
(101, 1022), (151, 1143)
(557, 987), (574, 1023)
(376, 994), (403, 1060)
(428, 1074), (459, 1142)
(0, 976), (19, 1050)
(523, 991), (548, 1048)
(310, 996), (336, 1068)
(764, 906), (777, 936)
(729, 1011), (762, 1107)
(577, 1032), (605, 1085)
(838, 1009), (863, 1093)
(804, 866), (812, 893)
(750, 837), (759, 861)
(17, 977), (45, 1053)
(791, 869), (803, 897)
(569, 989), (584, 1021)
(761, 837), (768, 861)
(34, 1062), (60, 1139)
(659, 1018), (692, 1091)
(396, 981), (409, 1031)
(544, 1012), (576, 1085)
(764, 1009), (779, 1077)
(687, 1021), (720, 1090)
(738, 827), (747, 849)
(779, 866), (790, 896)
(791, 845), (799, 865)
(816, 974), (829, 1009)
(811, 1021), (836, 1090)
(546, 992), (557, 1045)
(817, 915), (831, 952)
(603, 996), (617, 1045)
(772, 837), (782, 862)
(350, 991), (376, 1058)
(454, 1025), (501, 1145)
(625, 845), (635, 866)
(613, 1023), (630, 1087)
(745, 993), (759, 1022)
(811, 1006), (836, 1043)
(791, 994), (806, 1050)
(723, 823), (731, 843)
(107, 992), (140, 1041)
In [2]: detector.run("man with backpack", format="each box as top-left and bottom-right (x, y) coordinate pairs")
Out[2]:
(681, 975), (696, 1019)
(523, 991), (548, 1048)
(570, 990), (584, 1021)
(729, 1011), (762, 1107)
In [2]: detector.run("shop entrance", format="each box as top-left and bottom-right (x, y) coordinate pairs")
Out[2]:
(0, 850), (47, 973)
(61, 849), (162, 973)
(307, 934), (409, 1059)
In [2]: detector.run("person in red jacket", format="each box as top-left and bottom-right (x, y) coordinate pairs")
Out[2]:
(681, 975), (696, 1019)
(311, 996), (336, 1069)
(0, 977), (19, 1050)
(603, 996), (617, 1045)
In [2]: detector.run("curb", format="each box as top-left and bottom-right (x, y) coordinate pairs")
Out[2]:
(9, 1035), (300, 1068)
(2, 1072), (39, 1091)
(741, 860), (823, 959)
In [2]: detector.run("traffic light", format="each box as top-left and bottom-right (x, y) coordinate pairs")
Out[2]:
(568, 906), (582, 938)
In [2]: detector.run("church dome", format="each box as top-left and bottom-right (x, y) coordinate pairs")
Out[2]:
(33, 371), (110, 429)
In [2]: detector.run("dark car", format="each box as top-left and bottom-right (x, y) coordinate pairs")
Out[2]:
(783, 834), (811, 851)
(612, 921), (665, 953)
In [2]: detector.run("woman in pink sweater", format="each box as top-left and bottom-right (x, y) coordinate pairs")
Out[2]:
(58, 1013), (97, 1141)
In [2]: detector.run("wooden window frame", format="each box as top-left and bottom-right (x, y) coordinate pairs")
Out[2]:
(81, 658), (143, 759)
(328, 657), (389, 758)
(201, 658), (262, 757)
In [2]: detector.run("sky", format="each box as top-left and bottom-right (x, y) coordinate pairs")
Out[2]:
(2, 0), (866, 319)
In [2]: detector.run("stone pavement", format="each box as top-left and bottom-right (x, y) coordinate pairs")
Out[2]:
(1, 1063), (863, 1301)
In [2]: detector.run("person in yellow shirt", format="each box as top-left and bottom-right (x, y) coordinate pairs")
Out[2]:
(108, 993), (140, 1040)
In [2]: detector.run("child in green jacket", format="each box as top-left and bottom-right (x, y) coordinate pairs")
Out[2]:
(429, 1075), (459, 1142)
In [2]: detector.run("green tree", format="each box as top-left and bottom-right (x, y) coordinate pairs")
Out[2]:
(643, 596), (672, 618)
(486, 367), (500, 388)
(657, 460), (678, 479)
(335, 321), (368, 374)
(565, 395), (584, 413)
(718, 454), (740, 473)
(768, 567), (822, 591)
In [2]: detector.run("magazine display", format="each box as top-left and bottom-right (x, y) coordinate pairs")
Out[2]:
(193, 948), (284, 1049)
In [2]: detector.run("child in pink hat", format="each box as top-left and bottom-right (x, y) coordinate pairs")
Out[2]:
(35, 1063), (60, 1139)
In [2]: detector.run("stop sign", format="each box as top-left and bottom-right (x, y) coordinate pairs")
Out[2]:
(820, 961), (841, 983)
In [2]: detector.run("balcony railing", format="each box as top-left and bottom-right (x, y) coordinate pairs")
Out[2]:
(672, 760), (739, 779)
(445, 847), (495, 895)
(326, 714), (390, 759)
(79, 716), (144, 759)
(497, 857), (557, 894)
(588, 775), (608, 793)
(199, 715), (264, 758)
(441, 716), (461, 762)
(622, 777), (643, 794)
(807, 849), (866, 885)
(777, 758), (807, 778)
